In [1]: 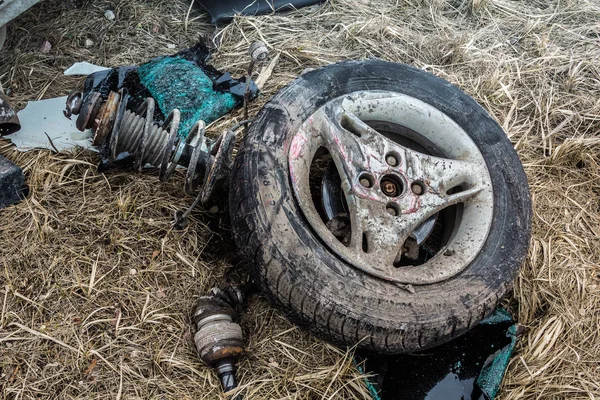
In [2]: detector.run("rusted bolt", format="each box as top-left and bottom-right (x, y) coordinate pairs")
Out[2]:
(381, 177), (400, 197)
(411, 181), (425, 195)
(383, 181), (397, 196)
(386, 154), (398, 167)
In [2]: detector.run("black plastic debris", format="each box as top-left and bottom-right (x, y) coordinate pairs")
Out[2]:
(359, 309), (523, 400)
(0, 88), (20, 136)
(0, 155), (27, 209)
(196, 0), (326, 25)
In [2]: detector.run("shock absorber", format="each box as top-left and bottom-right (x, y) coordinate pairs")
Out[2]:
(63, 41), (269, 210)
(64, 88), (238, 202)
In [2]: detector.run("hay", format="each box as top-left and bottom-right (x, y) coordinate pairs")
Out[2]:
(1, 0), (600, 398)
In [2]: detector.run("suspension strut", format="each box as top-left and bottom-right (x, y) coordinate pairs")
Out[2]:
(64, 41), (268, 214)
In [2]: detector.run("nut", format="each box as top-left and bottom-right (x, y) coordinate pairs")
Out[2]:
(411, 182), (424, 195)
(249, 41), (269, 62)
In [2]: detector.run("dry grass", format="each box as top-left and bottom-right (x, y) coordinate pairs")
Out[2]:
(1, 0), (600, 398)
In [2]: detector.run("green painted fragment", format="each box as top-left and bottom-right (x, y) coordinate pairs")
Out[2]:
(476, 323), (520, 399)
(355, 362), (382, 400)
(480, 307), (513, 325)
(137, 57), (238, 138)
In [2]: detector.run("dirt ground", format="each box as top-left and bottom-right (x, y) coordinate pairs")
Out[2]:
(1, 0), (600, 399)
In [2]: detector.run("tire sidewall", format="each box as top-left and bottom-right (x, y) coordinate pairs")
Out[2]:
(231, 60), (531, 352)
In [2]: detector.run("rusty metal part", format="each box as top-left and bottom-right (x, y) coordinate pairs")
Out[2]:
(67, 91), (191, 179)
(158, 111), (183, 181)
(93, 90), (120, 146)
(193, 290), (245, 394)
(184, 121), (208, 195)
(63, 41), (266, 223)
(0, 88), (20, 135)
(76, 92), (102, 131)
(174, 120), (249, 229)
(380, 176), (401, 197)
(107, 95), (172, 166)
(200, 127), (236, 203)
(66, 88), (247, 229)
(288, 91), (494, 284)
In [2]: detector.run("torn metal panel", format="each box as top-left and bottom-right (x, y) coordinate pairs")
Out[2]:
(7, 96), (95, 152)
(63, 61), (111, 76)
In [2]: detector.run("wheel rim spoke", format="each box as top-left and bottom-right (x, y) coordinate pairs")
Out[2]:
(309, 103), (383, 188)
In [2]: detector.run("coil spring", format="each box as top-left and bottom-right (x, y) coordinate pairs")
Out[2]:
(62, 41), (269, 222)
(118, 108), (169, 166)
(66, 88), (236, 202)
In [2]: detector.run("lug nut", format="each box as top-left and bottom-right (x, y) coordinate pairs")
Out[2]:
(386, 204), (400, 216)
(386, 155), (398, 167)
(360, 175), (373, 188)
(411, 182), (424, 195)
(380, 177), (400, 197)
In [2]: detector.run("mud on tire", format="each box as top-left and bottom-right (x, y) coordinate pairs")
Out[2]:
(229, 60), (531, 353)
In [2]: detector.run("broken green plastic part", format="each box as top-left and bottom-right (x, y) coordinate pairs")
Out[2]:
(355, 362), (382, 400)
(479, 308), (513, 325)
(137, 57), (238, 137)
(476, 322), (520, 399)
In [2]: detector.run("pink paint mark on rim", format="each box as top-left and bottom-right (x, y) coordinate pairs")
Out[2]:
(289, 131), (308, 160)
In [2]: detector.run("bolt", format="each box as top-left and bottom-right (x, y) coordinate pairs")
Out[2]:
(386, 155), (398, 167)
(411, 182), (424, 195)
(386, 206), (398, 216)
(360, 177), (372, 188)
(381, 179), (399, 197)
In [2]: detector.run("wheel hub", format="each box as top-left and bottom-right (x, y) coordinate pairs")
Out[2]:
(288, 91), (494, 285)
